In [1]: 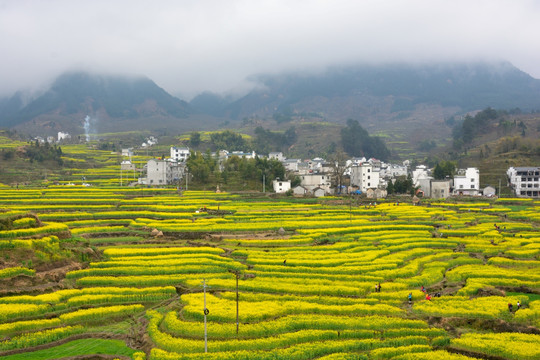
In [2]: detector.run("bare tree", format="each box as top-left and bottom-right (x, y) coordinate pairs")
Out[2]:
(328, 150), (350, 194)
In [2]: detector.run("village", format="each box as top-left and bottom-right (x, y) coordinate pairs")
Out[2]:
(119, 144), (539, 200)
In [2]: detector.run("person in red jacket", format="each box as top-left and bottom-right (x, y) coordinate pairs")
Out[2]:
(425, 293), (431, 301)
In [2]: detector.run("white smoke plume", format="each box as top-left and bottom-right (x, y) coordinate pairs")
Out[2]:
(83, 115), (91, 142)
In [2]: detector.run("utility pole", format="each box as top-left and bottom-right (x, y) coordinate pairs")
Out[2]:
(235, 272), (239, 335)
(202, 279), (208, 353)
(349, 192), (352, 223)
(263, 172), (265, 193)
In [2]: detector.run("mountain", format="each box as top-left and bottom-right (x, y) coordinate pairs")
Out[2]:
(189, 91), (235, 117)
(0, 91), (28, 123)
(0, 72), (191, 135)
(201, 62), (540, 122)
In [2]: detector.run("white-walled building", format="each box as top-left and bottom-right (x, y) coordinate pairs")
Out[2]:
(507, 167), (540, 198)
(231, 151), (257, 159)
(143, 159), (185, 186)
(57, 132), (71, 142)
(170, 147), (190, 162)
(313, 187), (326, 197)
(350, 163), (380, 192)
(412, 165), (430, 187)
(122, 148), (134, 157)
(272, 179), (291, 193)
(431, 180), (452, 199)
(292, 185), (308, 196)
(269, 152), (285, 161)
(483, 185), (496, 197)
(282, 159), (301, 172)
(453, 167), (480, 196)
(380, 163), (408, 178)
(120, 160), (135, 171)
(300, 173), (332, 193)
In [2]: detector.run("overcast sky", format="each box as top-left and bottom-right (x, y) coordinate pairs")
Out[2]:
(1, 0), (540, 99)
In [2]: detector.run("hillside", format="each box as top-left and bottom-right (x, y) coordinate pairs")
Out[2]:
(2, 62), (540, 160)
(451, 112), (540, 193)
(0, 189), (538, 359)
(0, 72), (193, 136)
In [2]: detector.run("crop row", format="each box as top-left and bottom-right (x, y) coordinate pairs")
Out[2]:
(150, 335), (433, 360)
(163, 313), (440, 339)
(180, 293), (404, 323)
(451, 332), (540, 360)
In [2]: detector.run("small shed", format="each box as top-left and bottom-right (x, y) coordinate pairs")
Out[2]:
(483, 185), (496, 197)
(292, 185), (308, 196)
(366, 188), (387, 199)
(313, 187), (325, 197)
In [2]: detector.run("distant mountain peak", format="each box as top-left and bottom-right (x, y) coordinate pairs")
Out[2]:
(0, 71), (190, 130)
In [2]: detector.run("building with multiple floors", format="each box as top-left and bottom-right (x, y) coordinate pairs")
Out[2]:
(350, 163), (380, 192)
(144, 159), (185, 186)
(507, 167), (540, 198)
(453, 167), (480, 196)
(170, 147), (190, 162)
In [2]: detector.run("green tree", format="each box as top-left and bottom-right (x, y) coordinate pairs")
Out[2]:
(186, 151), (210, 183)
(433, 161), (456, 180)
(210, 130), (249, 151)
(386, 180), (395, 194)
(341, 119), (390, 161)
(189, 132), (201, 147)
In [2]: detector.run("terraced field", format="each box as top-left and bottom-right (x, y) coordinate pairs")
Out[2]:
(0, 188), (539, 359)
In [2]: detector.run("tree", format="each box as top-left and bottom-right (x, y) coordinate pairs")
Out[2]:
(186, 151), (210, 183)
(392, 175), (414, 195)
(433, 161), (456, 180)
(386, 180), (395, 194)
(290, 175), (301, 188)
(253, 126), (297, 154)
(210, 130), (248, 151)
(189, 132), (201, 147)
(341, 119), (390, 161)
(327, 151), (350, 194)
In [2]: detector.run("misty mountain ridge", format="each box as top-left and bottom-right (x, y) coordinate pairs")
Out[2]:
(0, 72), (190, 132)
(191, 61), (540, 121)
(2, 61), (540, 137)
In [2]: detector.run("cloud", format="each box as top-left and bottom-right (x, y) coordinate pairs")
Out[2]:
(1, 0), (539, 99)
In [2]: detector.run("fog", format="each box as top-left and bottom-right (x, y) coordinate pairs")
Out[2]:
(1, 0), (539, 99)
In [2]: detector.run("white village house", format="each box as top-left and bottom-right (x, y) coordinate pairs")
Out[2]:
(507, 167), (540, 198)
(453, 167), (480, 196)
(140, 159), (185, 186)
(299, 173), (332, 194)
(350, 163), (380, 192)
(272, 179), (291, 193)
(170, 146), (190, 162)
